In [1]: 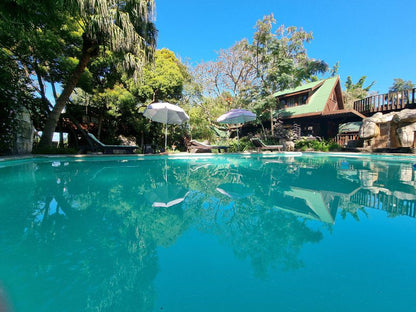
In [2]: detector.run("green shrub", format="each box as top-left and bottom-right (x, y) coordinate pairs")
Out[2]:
(295, 138), (340, 152)
(226, 137), (254, 152)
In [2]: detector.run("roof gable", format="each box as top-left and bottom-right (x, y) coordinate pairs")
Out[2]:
(276, 77), (343, 118)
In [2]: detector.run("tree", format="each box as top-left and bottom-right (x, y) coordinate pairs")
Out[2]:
(0, 49), (38, 154)
(190, 14), (328, 139)
(389, 78), (414, 93)
(193, 39), (257, 107)
(129, 48), (188, 104)
(248, 14), (327, 134)
(1, 0), (156, 148)
(343, 76), (375, 109)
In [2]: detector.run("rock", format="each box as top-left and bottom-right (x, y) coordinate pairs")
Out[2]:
(117, 135), (137, 146)
(359, 120), (380, 139)
(359, 110), (416, 148)
(396, 123), (416, 147)
(283, 140), (295, 151)
(392, 109), (416, 123)
(367, 112), (395, 123)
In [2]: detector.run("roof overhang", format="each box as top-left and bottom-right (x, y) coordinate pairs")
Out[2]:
(279, 112), (322, 119)
(322, 109), (366, 119)
(280, 109), (365, 120)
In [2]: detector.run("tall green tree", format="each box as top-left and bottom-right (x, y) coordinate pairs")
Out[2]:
(130, 48), (188, 104)
(1, 0), (157, 148)
(343, 76), (375, 108)
(37, 0), (157, 147)
(389, 78), (414, 93)
(249, 14), (327, 134)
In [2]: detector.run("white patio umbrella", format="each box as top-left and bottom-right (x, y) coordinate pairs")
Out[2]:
(216, 109), (256, 140)
(143, 102), (189, 150)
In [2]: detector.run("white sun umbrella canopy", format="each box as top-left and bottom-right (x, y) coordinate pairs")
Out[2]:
(143, 102), (189, 150)
(216, 109), (256, 140)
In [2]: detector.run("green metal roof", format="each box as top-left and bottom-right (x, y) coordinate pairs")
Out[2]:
(338, 121), (362, 134)
(273, 79), (324, 97)
(275, 77), (339, 118)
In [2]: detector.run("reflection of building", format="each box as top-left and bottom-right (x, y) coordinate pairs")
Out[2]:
(274, 187), (338, 224)
(350, 188), (416, 218)
(268, 159), (416, 222)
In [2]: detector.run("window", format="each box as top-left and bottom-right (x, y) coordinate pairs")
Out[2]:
(287, 97), (296, 107)
(281, 92), (308, 108)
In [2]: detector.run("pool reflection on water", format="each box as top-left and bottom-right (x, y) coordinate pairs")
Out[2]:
(0, 154), (416, 311)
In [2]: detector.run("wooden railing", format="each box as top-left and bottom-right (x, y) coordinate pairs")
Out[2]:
(335, 133), (360, 147)
(353, 88), (416, 114)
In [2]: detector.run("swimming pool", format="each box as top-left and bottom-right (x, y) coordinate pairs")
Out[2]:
(1, 153), (416, 311)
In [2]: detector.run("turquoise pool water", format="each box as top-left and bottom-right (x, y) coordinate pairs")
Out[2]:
(1, 153), (416, 311)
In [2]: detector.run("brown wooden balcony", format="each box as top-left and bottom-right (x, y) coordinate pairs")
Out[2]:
(353, 88), (416, 115)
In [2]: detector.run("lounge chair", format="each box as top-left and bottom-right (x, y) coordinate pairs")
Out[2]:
(86, 133), (138, 154)
(186, 140), (228, 153)
(251, 137), (283, 152)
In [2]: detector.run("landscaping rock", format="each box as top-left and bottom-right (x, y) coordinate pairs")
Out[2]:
(359, 120), (379, 139)
(359, 109), (416, 149)
(392, 109), (416, 123)
(283, 140), (295, 151)
(396, 123), (416, 147)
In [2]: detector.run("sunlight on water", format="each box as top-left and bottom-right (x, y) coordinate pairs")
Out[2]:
(0, 154), (416, 311)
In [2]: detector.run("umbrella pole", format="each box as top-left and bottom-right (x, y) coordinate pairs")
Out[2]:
(165, 123), (168, 151)
(237, 126), (240, 150)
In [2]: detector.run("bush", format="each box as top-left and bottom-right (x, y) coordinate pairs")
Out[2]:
(226, 137), (254, 152)
(295, 139), (340, 152)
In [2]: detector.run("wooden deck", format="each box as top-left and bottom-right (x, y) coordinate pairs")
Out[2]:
(353, 88), (416, 115)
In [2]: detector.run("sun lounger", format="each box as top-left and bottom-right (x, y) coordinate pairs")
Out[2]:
(186, 140), (228, 153)
(250, 137), (283, 152)
(87, 133), (138, 154)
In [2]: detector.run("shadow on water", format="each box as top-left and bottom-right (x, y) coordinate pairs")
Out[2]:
(0, 155), (415, 311)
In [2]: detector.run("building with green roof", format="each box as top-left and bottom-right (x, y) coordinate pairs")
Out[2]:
(274, 76), (365, 139)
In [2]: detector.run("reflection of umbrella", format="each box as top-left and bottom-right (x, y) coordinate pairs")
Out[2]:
(216, 183), (253, 199)
(143, 102), (189, 150)
(216, 109), (256, 140)
(145, 182), (189, 208)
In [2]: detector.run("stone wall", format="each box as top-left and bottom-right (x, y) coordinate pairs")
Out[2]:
(359, 109), (416, 150)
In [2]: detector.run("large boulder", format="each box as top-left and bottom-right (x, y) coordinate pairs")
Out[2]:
(359, 109), (416, 148)
(359, 119), (380, 139)
(392, 109), (416, 123)
(396, 123), (416, 147)
(367, 112), (395, 123)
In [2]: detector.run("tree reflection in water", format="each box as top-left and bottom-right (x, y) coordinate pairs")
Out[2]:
(0, 155), (415, 311)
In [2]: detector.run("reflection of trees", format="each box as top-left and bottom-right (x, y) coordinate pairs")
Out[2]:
(0, 159), (193, 311)
(195, 196), (323, 277)
(184, 157), (326, 277)
(3, 155), (412, 310)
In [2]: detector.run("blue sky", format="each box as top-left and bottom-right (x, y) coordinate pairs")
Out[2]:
(155, 0), (415, 93)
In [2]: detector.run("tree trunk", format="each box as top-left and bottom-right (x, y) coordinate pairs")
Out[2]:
(39, 36), (97, 148)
